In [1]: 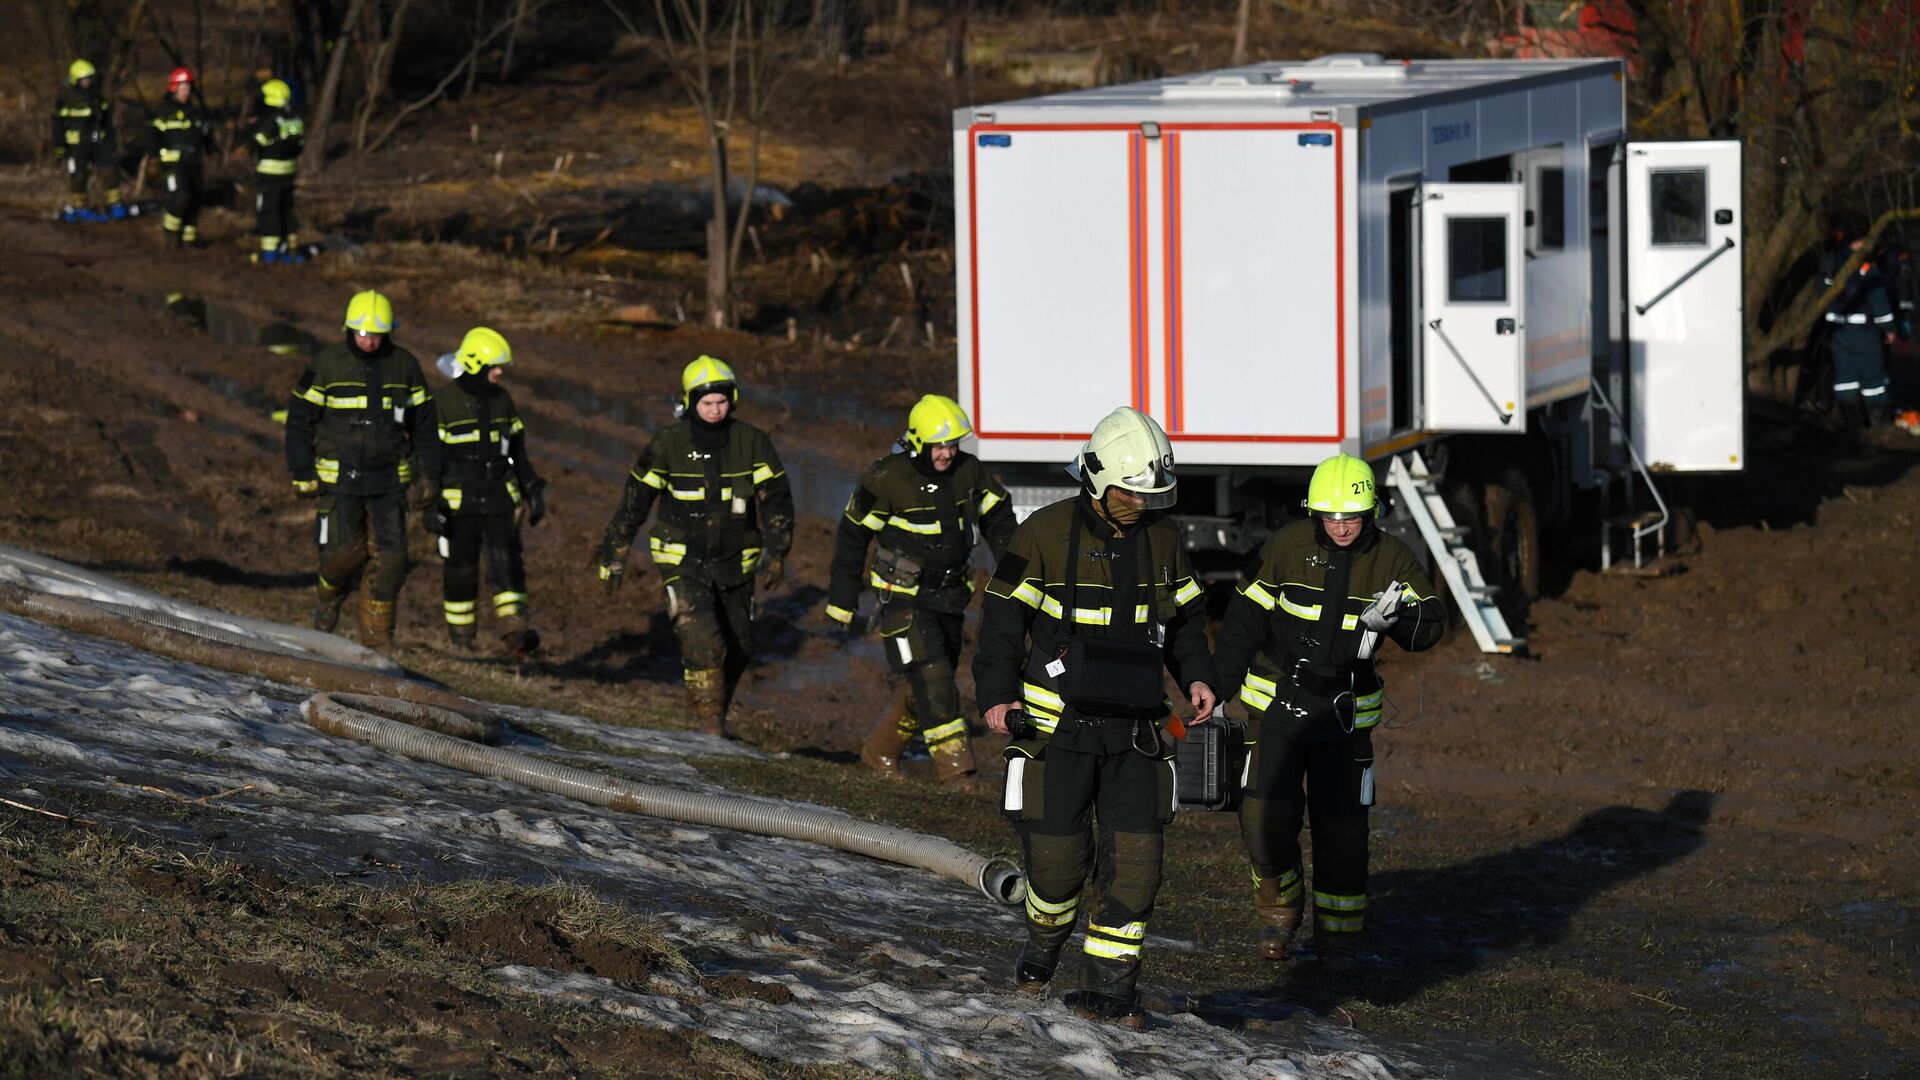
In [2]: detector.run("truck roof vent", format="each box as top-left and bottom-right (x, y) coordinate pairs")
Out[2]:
(1268, 53), (1412, 83)
(1160, 73), (1299, 102)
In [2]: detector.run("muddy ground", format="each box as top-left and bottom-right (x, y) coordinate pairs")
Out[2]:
(2, 18), (1919, 1078)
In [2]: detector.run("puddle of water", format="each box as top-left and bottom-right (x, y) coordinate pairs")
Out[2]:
(142, 292), (318, 358)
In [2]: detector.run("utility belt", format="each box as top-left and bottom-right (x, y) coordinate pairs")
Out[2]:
(871, 545), (971, 597)
(445, 458), (511, 483)
(1268, 647), (1375, 698)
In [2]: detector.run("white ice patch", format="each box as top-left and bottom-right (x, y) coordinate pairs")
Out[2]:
(0, 610), (1435, 1079)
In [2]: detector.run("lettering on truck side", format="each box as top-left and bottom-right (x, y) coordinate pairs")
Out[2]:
(1430, 121), (1473, 145)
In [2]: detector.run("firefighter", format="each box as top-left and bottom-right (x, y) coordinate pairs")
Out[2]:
(975, 405), (1219, 1029)
(246, 78), (306, 265)
(596, 356), (794, 737)
(285, 290), (438, 651)
(826, 394), (1016, 786)
(1211, 453), (1444, 971)
(51, 59), (125, 222)
(145, 67), (211, 249)
(422, 328), (545, 657)
(1822, 231), (1897, 427)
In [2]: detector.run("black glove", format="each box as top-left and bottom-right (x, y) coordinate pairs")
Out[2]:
(525, 478), (546, 528)
(598, 560), (625, 596)
(421, 501), (450, 537)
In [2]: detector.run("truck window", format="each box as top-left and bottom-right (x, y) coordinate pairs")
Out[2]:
(1649, 169), (1707, 246)
(1448, 216), (1508, 302)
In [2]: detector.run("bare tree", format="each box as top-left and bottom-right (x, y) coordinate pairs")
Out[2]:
(1231, 0), (1250, 65)
(1624, 0), (1920, 384)
(351, 0), (417, 150)
(610, 0), (801, 329)
(301, 0), (371, 172)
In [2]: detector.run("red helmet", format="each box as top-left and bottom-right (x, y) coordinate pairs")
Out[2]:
(168, 67), (193, 91)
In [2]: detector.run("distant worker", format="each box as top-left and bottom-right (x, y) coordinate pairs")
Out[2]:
(597, 356), (794, 737)
(826, 394), (1016, 786)
(285, 291), (438, 651)
(51, 59), (125, 222)
(975, 406), (1220, 1029)
(145, 66), (211, 249)
(1822, 229), (1896, 427)
(246, 78), (306, 264)
(1211, 454), (1444, 971)
(422, 328), (545, 656)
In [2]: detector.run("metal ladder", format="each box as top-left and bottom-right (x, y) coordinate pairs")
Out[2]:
(1588, 379), (1671, 571)
(1385, 451), (1523, 655)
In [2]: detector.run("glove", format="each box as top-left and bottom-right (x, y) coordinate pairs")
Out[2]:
(1358, 583), (1404, 633)
(421, 501), (450, 537)
(291, 477), (321, 498)
(824, 602), (856, 645)
(757, 554), (784, 589)
(598, 561), (625, 596)
(524, 478), (546, 528)
(410, 481), (440, 512)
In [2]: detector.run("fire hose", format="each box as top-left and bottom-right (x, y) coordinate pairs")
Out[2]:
(303, 692), (1027, 907)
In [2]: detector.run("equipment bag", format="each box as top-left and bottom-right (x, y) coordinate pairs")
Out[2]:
(1055, 509), (1166, 718)
(1174, 715), (1245, 812)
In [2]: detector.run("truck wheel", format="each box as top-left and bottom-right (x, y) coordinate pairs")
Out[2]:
(1483, 467), (1540, 621)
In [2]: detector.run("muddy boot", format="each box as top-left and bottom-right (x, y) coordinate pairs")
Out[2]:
(860, 712), (910, 779)
(686, 668), (727, 737)
(447, 622), (477, 651)
(1062, 990), (1148, 1031)
(1312, 929), (1361, 974)
(1253, 872), (1306, 961)
(928, 726), (979, 788)
(500, 614), (541, 659)
(1014, 940), (1061, 995)
(360, 596), (396, 652)
(313, 581), (348, 633)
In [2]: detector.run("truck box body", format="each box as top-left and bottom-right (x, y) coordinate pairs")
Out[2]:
(954, 55), (1743, 483)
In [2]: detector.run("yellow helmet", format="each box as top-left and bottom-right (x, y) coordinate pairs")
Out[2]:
(261, 78), (291, 108)
(1305, 453), (1377, 519)
(1079, 406), (1177, 509)
(681, 354), (738, 408)
(454, 327), (511, 375)
(68, 59), (97, 85)
(902, 394), (972, 454)
(342, 290), (395, 333)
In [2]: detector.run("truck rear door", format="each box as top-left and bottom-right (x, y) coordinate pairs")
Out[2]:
(1421, 182), (1527, 432)
(1624, 140), (1744, 472)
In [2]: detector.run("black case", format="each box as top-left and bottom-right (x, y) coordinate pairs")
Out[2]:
(1174, 717), (1245, 812)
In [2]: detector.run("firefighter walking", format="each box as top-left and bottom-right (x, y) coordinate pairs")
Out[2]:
(826, 394), (1015, 786)
(423, 328), (545, 656)
(246, 78), (306, 265)
(285, 290), (438, 651)
(51, 59), (126, 222)
(146, 66), (211, 249)
(975, 405), (1219, 1028)
(597, 356), (794, 737)
(1821, 227), (1897, 427)
(1211, 454), (1443, 970)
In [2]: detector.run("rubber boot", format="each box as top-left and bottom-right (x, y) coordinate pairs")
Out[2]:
(501, 614), (541, 659)
(686, 668), (727, 737)
(447, 622), (477, 650)
(1312, 928), (1361, 974)
(929, 733), (979, 789)
(1253, 874), (1306, 961)
(360, 596), (396, 652)
(314, 581), (348, 633)
(1062, 989), (1148, 1031)
(1014, 940), (1060, 995)
(860, 712), (910, 779)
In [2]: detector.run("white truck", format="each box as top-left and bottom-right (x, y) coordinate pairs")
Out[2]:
(951, 54), (1744, 654)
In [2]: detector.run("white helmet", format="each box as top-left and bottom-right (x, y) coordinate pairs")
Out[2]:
(1075, 406), (1177, 509)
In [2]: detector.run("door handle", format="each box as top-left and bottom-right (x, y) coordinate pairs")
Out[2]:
(1429, 319), (1515, 426)
(1634, 236), (1736, 316)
